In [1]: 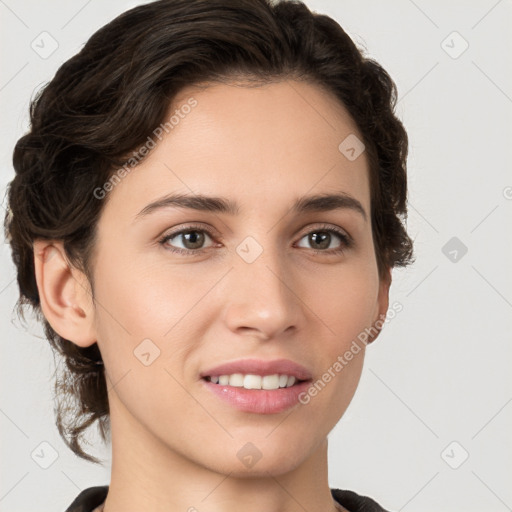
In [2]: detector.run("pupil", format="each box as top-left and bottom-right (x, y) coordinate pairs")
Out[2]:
(184, 231), (204, 249)
(311, 232), (329, 249)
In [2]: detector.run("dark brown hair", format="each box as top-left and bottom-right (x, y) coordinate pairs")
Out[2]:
(4, 0), (414, 463)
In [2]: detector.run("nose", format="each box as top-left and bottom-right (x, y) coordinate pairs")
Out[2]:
(220, 240), (304, 341)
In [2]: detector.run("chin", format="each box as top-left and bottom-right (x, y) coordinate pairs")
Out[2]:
(212, 455), (306, 479)
(195, 436), (316, 478)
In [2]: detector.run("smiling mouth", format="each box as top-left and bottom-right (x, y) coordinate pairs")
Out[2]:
(203, 374), (308, 390)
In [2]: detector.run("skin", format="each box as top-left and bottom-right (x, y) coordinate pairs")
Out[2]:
(33, 79), (391, 512)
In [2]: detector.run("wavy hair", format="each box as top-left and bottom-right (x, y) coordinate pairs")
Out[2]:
(4, 0), (414, 463)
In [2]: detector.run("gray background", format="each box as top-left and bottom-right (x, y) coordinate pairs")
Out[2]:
(1, 1), (511, 511)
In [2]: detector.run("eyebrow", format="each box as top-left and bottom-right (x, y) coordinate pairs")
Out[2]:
(134, 191), (367, 222)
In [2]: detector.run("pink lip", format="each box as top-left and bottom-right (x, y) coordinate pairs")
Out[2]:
(202, 379), (312, 414)
(200, 358), (313, 380)
(199, 358), (313, 414)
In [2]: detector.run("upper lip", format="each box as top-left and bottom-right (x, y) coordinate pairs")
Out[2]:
(200, 358), (312, 381)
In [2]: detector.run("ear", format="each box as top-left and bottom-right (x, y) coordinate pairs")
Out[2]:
(33, 239), (97, 347)
(367, 266), (392, 344)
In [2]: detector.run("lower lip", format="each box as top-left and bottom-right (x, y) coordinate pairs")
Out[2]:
(201, 378), (311, 414)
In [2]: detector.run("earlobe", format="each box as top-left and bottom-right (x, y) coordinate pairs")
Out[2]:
(33, 240), (97, 347)
(368, 266), (392, 344)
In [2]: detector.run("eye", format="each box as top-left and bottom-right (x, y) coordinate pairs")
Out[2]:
(295, 225), (352, 255)
(159, 226), (216, 255)
(158, 223), (353, 256)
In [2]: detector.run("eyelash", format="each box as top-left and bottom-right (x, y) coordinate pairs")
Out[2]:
(158, 223), (353, 256)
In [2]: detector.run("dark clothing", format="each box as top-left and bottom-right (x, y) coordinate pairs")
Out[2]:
(64, 486), (107, 512)
(331, 488), (391, 511)
(65, 485), (391, 512)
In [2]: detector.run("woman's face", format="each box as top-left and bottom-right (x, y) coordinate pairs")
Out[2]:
(89, 79), (389, 475)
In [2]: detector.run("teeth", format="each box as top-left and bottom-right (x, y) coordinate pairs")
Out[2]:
(208, 373), (299, 389)
(228, 373), (244, 387)
(262, 374), (280, 390)
(244, 374), (261, 389)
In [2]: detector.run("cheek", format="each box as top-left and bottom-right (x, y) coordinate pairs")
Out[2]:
(92, 250), (216, 340)
(299, 261), (380, 346)
(293, 262), (378, 407)
(91, 253), (226, 402)
(91, 256), (204, 437)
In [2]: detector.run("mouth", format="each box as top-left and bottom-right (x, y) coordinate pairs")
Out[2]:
(200, 359), (313, 414)
(202, 373), (307, 390)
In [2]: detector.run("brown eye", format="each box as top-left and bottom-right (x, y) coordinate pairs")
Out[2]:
(160, 228), (215, 254)
(296, 226), (352, 255)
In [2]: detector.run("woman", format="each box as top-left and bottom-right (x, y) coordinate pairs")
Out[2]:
(4, 1), (414, 511)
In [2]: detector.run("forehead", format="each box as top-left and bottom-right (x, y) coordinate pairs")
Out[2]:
(102, 80), (370, 220)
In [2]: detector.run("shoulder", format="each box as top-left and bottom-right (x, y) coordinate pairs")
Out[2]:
(331, 488), (393, 512)
(65, 485), (109, 512)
